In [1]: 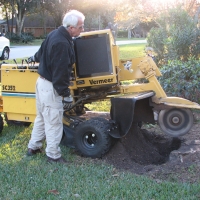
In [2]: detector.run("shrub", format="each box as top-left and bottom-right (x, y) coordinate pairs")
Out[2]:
(20, 32), (34, 43)
(5, 32), (34, 43)
(159, 58), (200, 103)
(5, 32), (21, 42)
(117, 30), (128, 38)
(147, 8), (200, 66)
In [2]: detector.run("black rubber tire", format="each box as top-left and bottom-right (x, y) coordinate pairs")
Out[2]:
(5, 114), (31, 127)
(1, 47), (9, 60)
(0, 115), (4, 134)
(74, 118), (113, 158)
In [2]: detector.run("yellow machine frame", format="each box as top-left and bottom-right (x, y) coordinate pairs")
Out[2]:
(0, 29), (200, 125)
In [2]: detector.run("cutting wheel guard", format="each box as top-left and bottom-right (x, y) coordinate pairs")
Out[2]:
(109, 92), (155, 138)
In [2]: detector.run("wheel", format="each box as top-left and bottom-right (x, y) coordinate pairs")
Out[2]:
(1, 47), (9, 60)
(5, 114), (31, 127)
(158, 108), (193, 137)
(74, 118), (113, 158)
(0, 115), (4, 134)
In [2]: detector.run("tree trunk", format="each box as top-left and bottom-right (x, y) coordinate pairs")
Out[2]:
(11, 0), (14, 35)
(98, 14), (101, 30)
(5, 9), (10, 33)
(43, 10), (47, 36)
(128, 28), (131, 39)
(15, 1), (26, 36)
(16, 13), (25, 36)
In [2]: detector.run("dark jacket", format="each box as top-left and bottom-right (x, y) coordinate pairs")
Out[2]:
(34, 26), (75, 97)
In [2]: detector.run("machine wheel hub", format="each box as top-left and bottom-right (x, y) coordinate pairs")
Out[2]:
(84, 131), (97, 148)
(158, 108), (194, 137)
(171, 116), (180, 124)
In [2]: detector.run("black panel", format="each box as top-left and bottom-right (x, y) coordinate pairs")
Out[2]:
(109, 96), (154, 138)
(74, 34), (113, 78)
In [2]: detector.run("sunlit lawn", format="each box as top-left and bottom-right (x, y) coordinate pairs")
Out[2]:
(1, 43), (200, 199)
(119, 43), (146, 59)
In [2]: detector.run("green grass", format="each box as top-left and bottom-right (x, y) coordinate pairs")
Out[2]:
(0, 124), (200, 199)
(117, 37), (146, 41)
(119, 43), (146, 59)
(1, 43), (200, 199)
(86, 100), (110, 112)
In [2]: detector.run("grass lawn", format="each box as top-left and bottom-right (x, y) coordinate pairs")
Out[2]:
(119, 43), (146, 59)
(0, 124), (199, 199)
(117, 37), (146, 41)
(0, 43), (199, 199)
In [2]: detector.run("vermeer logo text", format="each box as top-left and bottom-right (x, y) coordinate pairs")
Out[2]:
(89, 79), (113, 85)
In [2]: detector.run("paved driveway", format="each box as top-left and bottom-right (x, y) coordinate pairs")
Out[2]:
(9, 46), (40, 60)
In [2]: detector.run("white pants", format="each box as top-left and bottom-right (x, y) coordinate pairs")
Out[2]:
(28, 77), (63, 159)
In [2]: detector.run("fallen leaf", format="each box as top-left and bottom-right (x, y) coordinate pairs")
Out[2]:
(49, 168), (58, 173)
(48, 189), (59, 195)
(155, 179), (162, 184)
(112, 174), (119, 177)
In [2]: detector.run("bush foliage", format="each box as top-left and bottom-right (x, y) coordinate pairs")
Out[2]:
(117, 30), (128, 38)
(147, 8), (200, 65)
(159, 58), (200, 103)
(6, 32), (34, 43)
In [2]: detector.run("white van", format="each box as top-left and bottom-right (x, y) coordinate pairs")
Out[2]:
(0, 35), (10, 60)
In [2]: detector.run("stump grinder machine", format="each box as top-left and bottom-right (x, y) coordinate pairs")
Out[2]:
(0, 29), (200, 158)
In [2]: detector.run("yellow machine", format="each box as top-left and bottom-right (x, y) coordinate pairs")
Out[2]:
(0, 29), (200, 158)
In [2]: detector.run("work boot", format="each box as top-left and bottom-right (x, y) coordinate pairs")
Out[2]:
(47, 156), (68, 164)
(27, 148), (42, 156)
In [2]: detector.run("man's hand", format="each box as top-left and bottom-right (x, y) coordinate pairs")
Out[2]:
(27, 56), (35, 63)
(62, 95), (73, 110)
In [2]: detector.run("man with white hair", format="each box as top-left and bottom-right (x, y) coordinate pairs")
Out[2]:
(27, 10), (85, 163)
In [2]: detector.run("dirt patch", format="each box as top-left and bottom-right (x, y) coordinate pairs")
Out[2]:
(80, 111), (200, 183)
(119, 124), (181, 165)
(105, 113), (200, 183)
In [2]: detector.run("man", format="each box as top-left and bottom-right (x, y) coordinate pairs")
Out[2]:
(27, 10), (85, 164)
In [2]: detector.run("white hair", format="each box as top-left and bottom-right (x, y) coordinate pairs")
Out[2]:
(62, 10), (85, 28)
